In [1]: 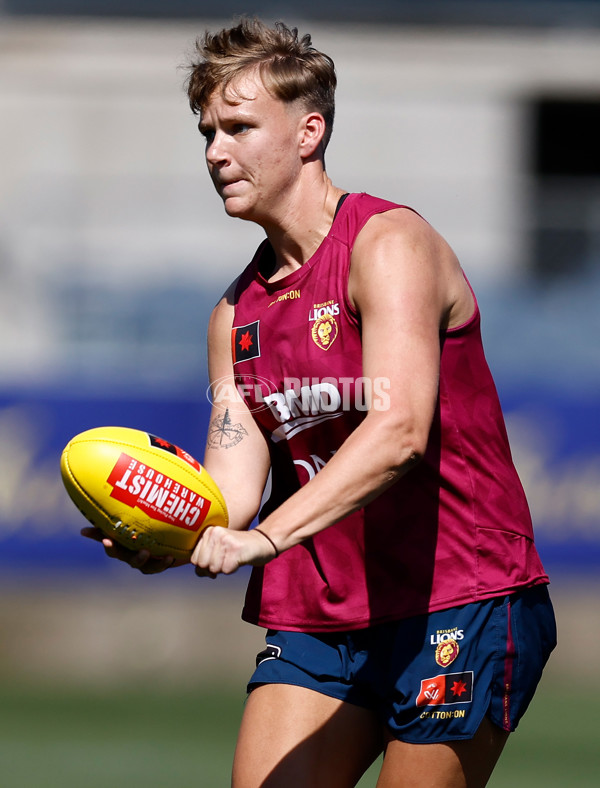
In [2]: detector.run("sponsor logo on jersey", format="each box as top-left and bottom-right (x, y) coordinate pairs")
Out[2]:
(264, 380), (343, 442)
(232, 321), (260, 364)
(309, 300), (339, 351)
(262, 377), (392, 441)
(416, 671), (473, 707)
(435, 639), (460, 668)
(268, 289), (301, 308)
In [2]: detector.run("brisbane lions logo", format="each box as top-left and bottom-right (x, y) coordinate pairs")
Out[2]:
(311, 314), (338, 350)
(309, 300), (340, 351)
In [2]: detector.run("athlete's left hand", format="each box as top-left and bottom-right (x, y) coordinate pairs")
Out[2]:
(191, 526), (277, 577)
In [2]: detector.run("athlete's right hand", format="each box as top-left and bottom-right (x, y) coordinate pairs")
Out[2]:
(80, 526), (180, 574)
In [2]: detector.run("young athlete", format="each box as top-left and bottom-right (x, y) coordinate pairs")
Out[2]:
(83, 18), (556, 787)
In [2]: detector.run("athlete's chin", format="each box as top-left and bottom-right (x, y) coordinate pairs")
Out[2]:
(222, 196), (255, 221)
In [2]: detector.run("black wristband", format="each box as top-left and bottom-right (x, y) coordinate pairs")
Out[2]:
(254, 527), (280, 558)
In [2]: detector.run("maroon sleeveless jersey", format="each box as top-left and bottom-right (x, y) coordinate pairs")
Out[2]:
(231, 193), (548, 632)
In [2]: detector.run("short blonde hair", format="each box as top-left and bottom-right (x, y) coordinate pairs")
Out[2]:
(186, 18), (337, 150)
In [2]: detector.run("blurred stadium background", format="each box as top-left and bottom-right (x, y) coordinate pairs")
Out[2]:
(0, 1), (599, 786)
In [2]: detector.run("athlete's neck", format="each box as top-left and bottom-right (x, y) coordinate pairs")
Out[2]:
(262, 177), (347, 283)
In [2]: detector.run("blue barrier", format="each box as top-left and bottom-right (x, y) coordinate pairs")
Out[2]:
(500, 388), (600, 571)
(0, 391), (211, 575)
(0, 385), (597, 575)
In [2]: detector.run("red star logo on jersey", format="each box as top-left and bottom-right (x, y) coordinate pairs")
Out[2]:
(239, 331), (253, 352)
(451, 680), (468, 697)
(232, 322), (261, 364)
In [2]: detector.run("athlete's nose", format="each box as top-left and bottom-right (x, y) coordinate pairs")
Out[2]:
(206, 130), (230, 167)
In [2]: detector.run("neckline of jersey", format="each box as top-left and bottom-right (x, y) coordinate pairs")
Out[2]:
(254, 192), (352, 293)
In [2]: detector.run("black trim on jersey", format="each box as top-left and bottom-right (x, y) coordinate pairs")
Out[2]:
(334, 192), (350, 218)
(258, 242), (276, 279)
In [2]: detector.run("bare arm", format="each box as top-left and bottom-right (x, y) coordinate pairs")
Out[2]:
(191, 208), (474, 573)
(202, 282), (271, 532)
(190, 282), (280, 576)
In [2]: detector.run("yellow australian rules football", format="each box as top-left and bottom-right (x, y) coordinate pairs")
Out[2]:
(61, 426), (228, 560)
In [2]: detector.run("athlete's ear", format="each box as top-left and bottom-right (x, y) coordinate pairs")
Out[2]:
(299, 112), (326, 159)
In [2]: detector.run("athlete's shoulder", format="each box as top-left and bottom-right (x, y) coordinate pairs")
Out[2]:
(340, 191), (420, 217)
(352, 201), (442, 262)
(332, 192), (422, 248)
(348, 199), (471, 326)
(345, 192), (403, 211)
(230, 239), (273, 302)
(208, 280), (237, 343)
(210, 238), (273, 337)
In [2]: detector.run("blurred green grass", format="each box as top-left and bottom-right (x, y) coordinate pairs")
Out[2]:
(0, 684), (595, 787)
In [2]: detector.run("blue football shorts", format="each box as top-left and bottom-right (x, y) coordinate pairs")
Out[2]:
(247, 584), (556, 744)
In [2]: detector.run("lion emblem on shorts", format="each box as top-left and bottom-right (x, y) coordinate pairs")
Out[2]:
(311, 314), (338, 350)
(435, 639), (460, 668)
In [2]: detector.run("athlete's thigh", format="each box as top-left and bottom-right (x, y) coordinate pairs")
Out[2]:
(232, 683), (383, 788)
(376, 717), (509, 788)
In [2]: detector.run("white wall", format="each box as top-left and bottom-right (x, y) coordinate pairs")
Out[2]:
(1, 19), (600, 384)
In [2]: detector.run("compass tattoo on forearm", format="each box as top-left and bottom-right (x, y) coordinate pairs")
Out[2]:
(208, 408), (248, 449)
